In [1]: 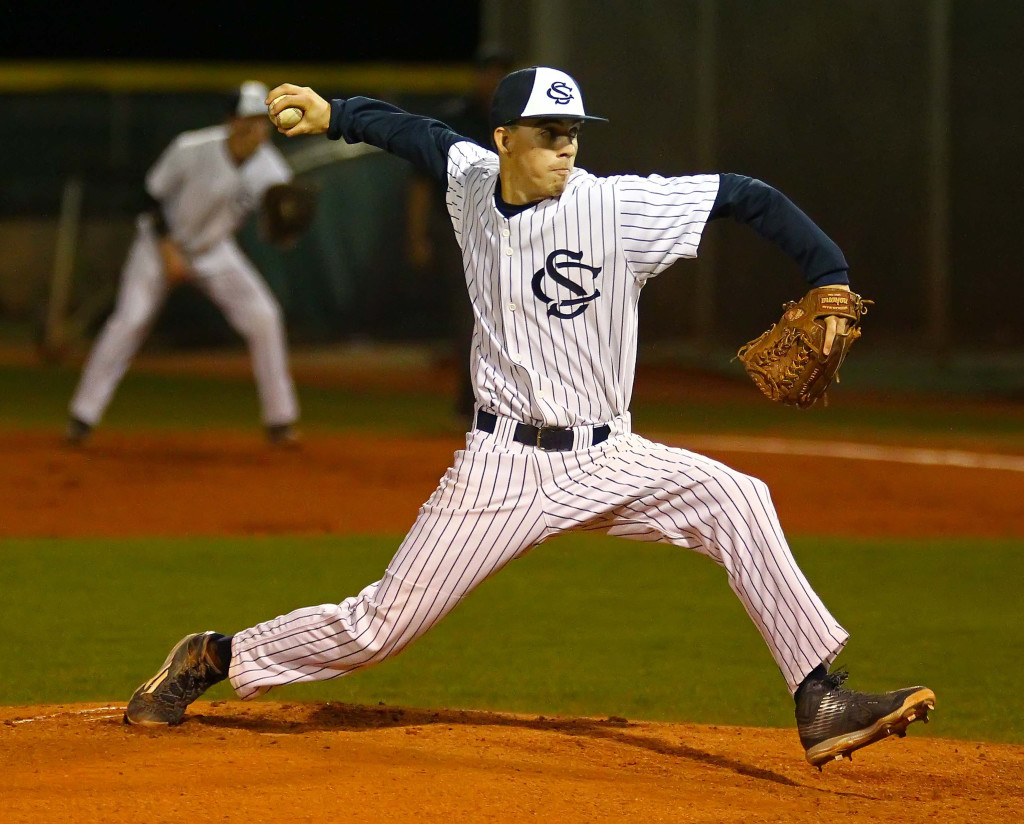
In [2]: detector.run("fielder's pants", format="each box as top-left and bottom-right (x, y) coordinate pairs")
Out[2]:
(70, 228), (298, 428)
(229, 412), (847, 697)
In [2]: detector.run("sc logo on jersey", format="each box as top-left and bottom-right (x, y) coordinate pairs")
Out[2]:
(531, 249), (602, 319)
(546, 81), (575, 106)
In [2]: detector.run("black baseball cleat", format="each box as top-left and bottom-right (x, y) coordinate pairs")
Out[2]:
(64, 417), (92, 446)
(124, 632), (228, 727)
(795, 668), (936, 769)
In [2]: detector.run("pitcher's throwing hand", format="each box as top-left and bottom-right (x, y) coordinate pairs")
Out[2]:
(266, 84), (332, 135)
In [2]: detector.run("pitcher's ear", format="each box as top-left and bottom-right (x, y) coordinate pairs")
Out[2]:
(494, 126), (512, 156)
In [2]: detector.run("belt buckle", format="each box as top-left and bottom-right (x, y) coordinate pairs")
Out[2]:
(535, 426), (551, 450)
(536, 425), (571, 451)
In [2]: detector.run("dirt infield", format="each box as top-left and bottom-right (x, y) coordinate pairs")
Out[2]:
(2, 701), (1022, 824)
(1, 428), (1020, 539)
(3, 423), (1023, 822)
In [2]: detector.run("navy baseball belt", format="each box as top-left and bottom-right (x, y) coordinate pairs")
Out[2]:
(475, 409), (610, 452)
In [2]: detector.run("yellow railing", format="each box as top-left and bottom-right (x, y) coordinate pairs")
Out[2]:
(0, 61), (476, 94)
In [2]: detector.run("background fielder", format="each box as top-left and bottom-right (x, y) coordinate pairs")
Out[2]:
(66, 81), (303, 447)
(125, 67), (934, 768)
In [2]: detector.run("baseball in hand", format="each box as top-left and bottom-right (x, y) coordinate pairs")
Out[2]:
(269, 96), (303, 129)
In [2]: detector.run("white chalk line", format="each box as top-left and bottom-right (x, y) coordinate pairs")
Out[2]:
(8, 705), (126, 726)
(655, 434), (1024, 474)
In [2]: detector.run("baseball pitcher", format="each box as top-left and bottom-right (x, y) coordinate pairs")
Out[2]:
(124, 68), (934, 768)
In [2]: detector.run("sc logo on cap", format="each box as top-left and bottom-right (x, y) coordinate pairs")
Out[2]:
(546, 81), (575, 105)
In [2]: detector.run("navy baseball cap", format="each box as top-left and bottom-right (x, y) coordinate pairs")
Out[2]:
(489, 67), (608, 133)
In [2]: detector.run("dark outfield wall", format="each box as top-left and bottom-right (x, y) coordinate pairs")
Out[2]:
(0, 1), (1020, 352)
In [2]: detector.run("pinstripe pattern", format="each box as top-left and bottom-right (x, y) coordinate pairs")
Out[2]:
(230, 431), (549, 698)
(230, 419), (846, 697)
(227, 135), (848, 700)
(541, 433), (848, 690)
(444, 143), (717, 428)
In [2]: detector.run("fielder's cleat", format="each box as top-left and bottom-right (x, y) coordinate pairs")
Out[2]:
(266, 423), (301, 448)
(124, 631), (227, 727)
(64, 417), (92, 447)
(795, 669), (936, 768)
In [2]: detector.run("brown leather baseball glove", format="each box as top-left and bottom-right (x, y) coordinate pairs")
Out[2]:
(736, 286), (872, 408)
(261, 182), (317, 247)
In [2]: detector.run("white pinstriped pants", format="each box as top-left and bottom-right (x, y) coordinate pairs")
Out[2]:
(229, 412), (848, 698)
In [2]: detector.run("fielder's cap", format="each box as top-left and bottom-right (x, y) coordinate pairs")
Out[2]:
(489, 66), (608, 133)
(232, 80), (270, 118)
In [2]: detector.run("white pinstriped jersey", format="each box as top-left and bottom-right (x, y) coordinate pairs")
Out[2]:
(445, 142), (719, 428)
(145, 125), (292, 256)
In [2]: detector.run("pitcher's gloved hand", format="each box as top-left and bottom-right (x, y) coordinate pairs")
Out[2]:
(736, 286), (872, 408)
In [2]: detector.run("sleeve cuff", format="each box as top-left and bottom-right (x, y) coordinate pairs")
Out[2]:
(326, 99), (347, 141)
(809, 269), (850, 287)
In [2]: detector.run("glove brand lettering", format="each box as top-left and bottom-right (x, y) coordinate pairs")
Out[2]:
(737, 287), (870, 408)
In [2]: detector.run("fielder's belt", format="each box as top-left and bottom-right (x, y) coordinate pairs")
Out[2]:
(475, 409), (610, 452)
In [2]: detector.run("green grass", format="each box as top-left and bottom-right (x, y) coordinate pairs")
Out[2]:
(3, 361), (1022, 447)
(1, 533), (1020, 744)
(1, 358), (1020, 744)
(0, 363), (457, 434)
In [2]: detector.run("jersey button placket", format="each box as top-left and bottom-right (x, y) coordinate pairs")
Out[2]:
(501, 219), (521, 370)
(501, 220), (517, 310)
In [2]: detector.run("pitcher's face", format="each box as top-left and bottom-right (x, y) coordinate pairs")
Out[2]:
(496, 118), (581, 202)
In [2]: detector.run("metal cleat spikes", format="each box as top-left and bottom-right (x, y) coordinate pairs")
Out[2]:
(797, 678), (937, 768)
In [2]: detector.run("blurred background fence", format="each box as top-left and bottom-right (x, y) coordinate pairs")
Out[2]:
(0, 0), (1021, 393)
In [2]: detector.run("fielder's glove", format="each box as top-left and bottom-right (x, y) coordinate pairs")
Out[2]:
(736, 286), (872, 408)
(261, 182), (317, 247)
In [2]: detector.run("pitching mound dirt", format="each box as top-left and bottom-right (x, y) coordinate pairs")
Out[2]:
(2, 701), (1021, 824)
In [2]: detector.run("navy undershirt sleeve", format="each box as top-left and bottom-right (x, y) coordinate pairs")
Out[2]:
(327, 97), (472, 185)
(709, 173), (849, 285)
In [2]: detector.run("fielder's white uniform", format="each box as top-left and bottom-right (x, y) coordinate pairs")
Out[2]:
(69, 124), (299, 429)
(230, 75), (851, 698)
